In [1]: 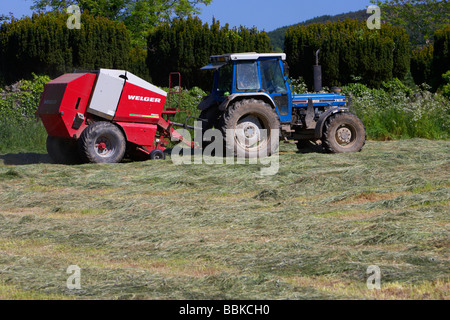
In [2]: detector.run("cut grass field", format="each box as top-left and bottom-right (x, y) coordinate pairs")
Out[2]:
(0, 139), (448, 300)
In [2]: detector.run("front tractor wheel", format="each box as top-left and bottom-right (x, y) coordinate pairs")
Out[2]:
(78, 122), (126, 163)
(221, 99), (280, 158)
(321, 113), (366, 153)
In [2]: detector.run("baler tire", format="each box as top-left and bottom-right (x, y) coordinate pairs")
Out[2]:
(321, 113), (366, 153)
(221, 99), (280, 158)
(149, 149), (166, 160)
(46, 136), (81, 165)
(78, 122), (126, 163)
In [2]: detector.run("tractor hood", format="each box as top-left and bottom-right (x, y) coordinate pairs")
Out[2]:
(292, 93), (346, 107)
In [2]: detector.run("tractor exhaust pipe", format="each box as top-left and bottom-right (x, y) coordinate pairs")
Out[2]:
(313, 49), (322, 92)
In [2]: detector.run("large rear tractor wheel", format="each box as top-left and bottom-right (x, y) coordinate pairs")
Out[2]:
(78, 122), (126, 163)
(46, 136), (81, 164)
(221, 99), (280, 158)
(321, 113), (366, 153)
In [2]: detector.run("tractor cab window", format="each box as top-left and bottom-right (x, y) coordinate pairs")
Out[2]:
(217, 64), (233, 95)
(260, 60), (287, 94)
(236, 61), (260, 91)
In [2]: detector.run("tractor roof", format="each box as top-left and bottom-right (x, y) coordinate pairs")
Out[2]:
(201, 52), (286, 70)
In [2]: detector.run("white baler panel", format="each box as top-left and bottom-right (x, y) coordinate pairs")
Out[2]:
(87, 69), (126, 120)
(125, 72), (167, 97)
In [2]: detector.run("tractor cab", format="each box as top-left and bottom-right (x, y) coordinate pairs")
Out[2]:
(201, 53), (293, 122)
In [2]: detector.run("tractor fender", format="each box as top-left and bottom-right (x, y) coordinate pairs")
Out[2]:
(197, 94), (217, 111)
(314, 107), (349, 139)
(218, 93), (276, 111)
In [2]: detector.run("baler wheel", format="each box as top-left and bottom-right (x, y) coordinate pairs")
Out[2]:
(46, 136), (81, 165)
(149, 149), (166, 160)
(78, 122), (126, 163)
(321, 113), (366, 153)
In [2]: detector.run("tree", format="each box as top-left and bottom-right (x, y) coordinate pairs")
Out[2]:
(32, 0), (127, 20)
(0, 13), (14, 24)
(411, 44), (434, 85)
(431, 25), (450, 89)
(284, 20), (410, 88)
(0, 12), (131, 84)
(371, 0), (450, 46)
(31, 0), (213, 45)
(147, 17), (273, 90)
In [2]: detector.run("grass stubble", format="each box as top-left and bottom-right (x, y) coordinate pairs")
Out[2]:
(0, 139), (448, 300)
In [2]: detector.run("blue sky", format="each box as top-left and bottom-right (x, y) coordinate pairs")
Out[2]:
(1, 0), (372, 31)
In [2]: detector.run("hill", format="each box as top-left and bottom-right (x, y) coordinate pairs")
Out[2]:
(268, 9), (368, 51)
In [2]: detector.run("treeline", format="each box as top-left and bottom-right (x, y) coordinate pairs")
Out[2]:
(411, 25), (450, 90)
(147, 17), (272, 89)
(0, 13), (271, 90)
(284, 20), (410, 89)
(0, 12), (133, 84)
(0, 12), (449, 92)
(268, 10), (367, 52)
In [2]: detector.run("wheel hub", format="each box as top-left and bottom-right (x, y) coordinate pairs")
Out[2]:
(336, 127), (352, 145)
(235, 115), (263, 149)
(244, 126), (257, 139)
(95, 137), (113, 157)
(97, 142), (107, 152)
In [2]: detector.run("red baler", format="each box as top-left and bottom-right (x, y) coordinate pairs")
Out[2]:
(37, 69), (190, 164)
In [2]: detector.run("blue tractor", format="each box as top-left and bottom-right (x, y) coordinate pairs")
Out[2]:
(198, 52), (366, 157)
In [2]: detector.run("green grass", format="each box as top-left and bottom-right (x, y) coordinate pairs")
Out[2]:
(342, 80), (450, 141)
(0, 119), (47, 154)
(0, 139), (448, 300)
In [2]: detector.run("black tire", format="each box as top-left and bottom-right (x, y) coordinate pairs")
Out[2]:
(149, 149), (166, 160)
(46, 136), (81, 165)
(78, 122), (126, 163)
(221, 99), (280, 158)
(321, 113), (366, 153)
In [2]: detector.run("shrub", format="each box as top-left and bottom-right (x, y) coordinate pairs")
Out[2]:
(147, 17), (273, 90)
(432, 25), (450, 90)
(128, 46), (151, 82)
(411, 44), (434, 86)
(290, 77), (308, 94)
(0, 74), (51, 153)
(441, 71), (450, 99)
(284, 20), (410, 89)
(0, 12), (132, 84)
(162, 86), (207, 124)
(342, 79), (449, 140)
(0, 74), (51, 121)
